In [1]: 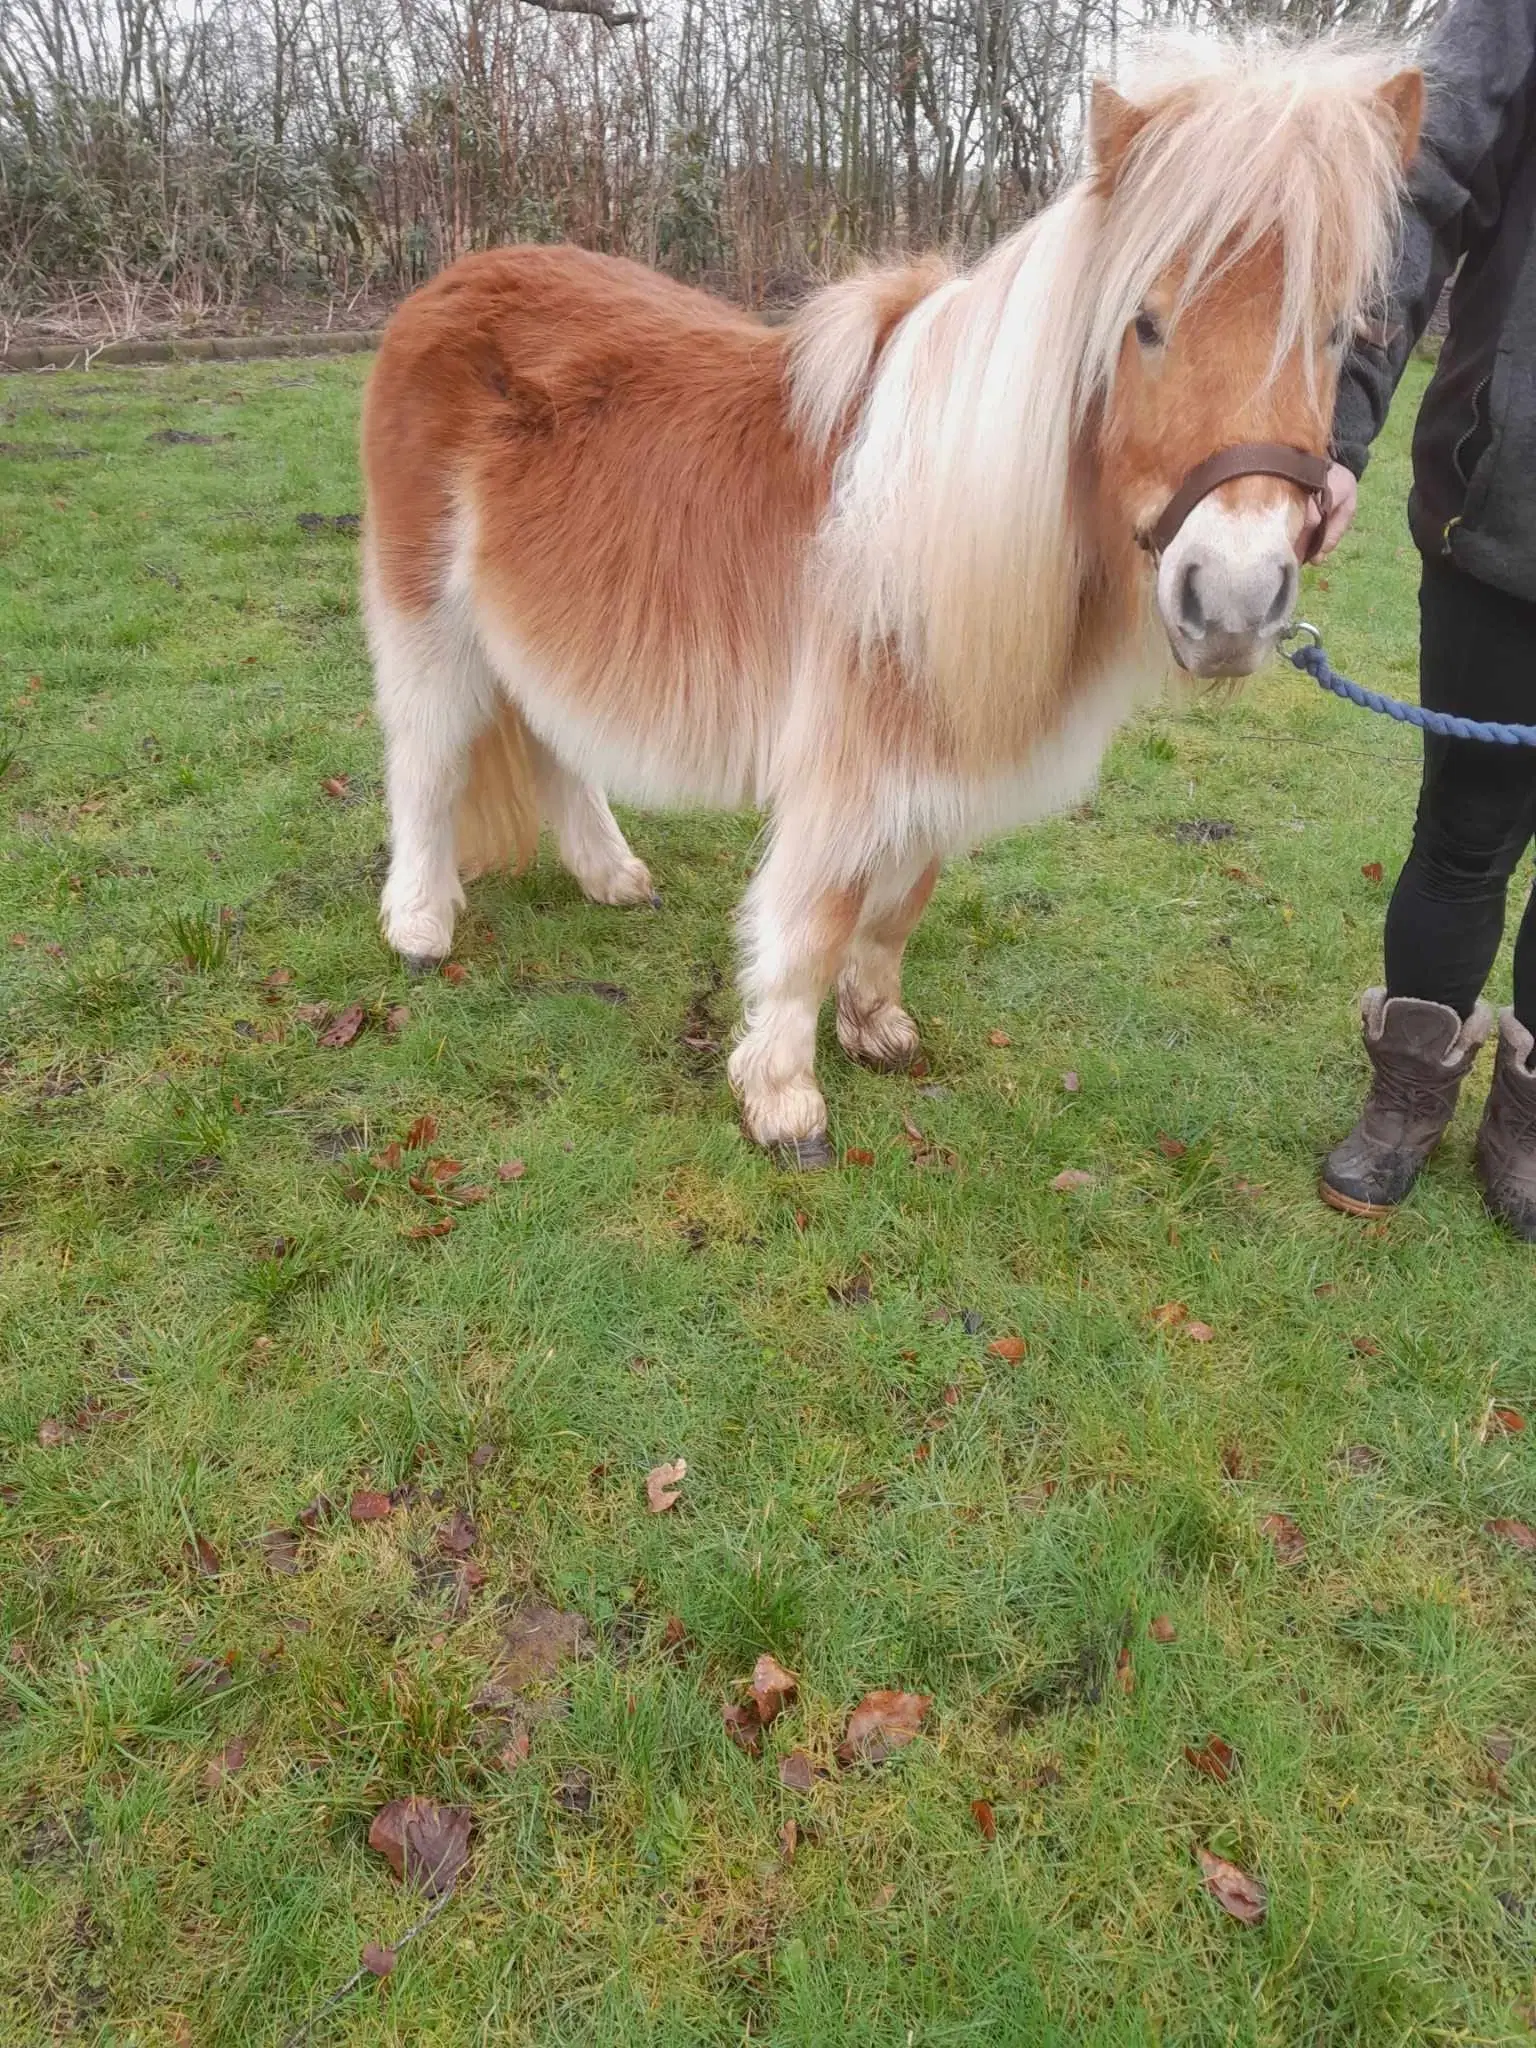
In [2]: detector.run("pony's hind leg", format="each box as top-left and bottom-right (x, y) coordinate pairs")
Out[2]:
(371, 590), (495, 971)
(528, 736), (657, 907)
(729, 830), (865, 1163)
(835, 856), (940, 1070)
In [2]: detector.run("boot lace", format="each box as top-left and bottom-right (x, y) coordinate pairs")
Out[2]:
(1370, 1048), (1462, 1124)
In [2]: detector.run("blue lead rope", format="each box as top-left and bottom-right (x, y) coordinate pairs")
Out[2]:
(1283, 624), (1536, 747)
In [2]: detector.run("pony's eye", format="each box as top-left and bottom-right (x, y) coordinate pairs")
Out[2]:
(1134, 309), (1164, 349)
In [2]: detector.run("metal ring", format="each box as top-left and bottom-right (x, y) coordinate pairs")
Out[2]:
(1279, 620), (1322, 649)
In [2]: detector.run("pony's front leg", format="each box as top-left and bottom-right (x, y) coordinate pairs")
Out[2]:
(835, 855), (940, 1071)
(728, 838), (866, 1166)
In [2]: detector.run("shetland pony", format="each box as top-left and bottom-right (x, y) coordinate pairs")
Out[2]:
(361, 39), (1422, 1163)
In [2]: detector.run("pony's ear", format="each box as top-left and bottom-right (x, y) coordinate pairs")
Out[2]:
(1374, 68), (1424, 169)
(1089, 80), (1150, 181)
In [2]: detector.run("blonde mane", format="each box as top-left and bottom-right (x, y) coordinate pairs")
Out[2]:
(802, 33), (1411, 734)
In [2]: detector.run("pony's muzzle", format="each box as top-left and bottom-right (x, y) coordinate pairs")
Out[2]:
(1156, 496), (1299, 679)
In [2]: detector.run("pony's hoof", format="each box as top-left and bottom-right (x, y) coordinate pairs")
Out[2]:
(402, 952), (446, 979)
(771, 1133), (835, 1171)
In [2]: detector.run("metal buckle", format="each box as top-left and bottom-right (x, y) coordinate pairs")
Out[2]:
(1280, 620), (1322, 650)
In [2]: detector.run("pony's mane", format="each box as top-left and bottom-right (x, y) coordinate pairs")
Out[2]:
(802, 32), (1412, 742)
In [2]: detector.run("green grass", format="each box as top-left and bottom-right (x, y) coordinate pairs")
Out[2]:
(0, 352), (1532, 2047)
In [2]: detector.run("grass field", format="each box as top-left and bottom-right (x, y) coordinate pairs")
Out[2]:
(1, 349), (1532, 2047)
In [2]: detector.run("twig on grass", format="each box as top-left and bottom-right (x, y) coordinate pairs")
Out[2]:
(279, 1885), (457, 2046)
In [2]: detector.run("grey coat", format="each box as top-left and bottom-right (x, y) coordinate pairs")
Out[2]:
(1333, 0), (1536, 604)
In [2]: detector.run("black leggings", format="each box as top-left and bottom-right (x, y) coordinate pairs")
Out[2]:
(1384, 556), (1536, 1029)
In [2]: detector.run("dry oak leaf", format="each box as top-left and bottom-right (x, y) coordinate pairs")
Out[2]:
(367, 1797), (472, 1898)
(1156, 1132), (1188, 1159)
(441, 961), (469, 984)
(1261, 1512), (1306, 1565)
(747, 1654), (798, 1727)
(778, 1749), (818, 1792)
(321, 774), (350, 799)
(646, 1458), (687, 1514)
(497, 1159), (527, 1182)
(1050, 1169), (1095, 1192)
(361, 1942), (396, 1978)
(972, 1798), (997, 1841)
(1361, 861), (1385, 883)
(404, 1114), (438, 1150)
(202, 1737), (248, 1790)
(988, 1029), (1011, 1047)
(1485, 1518), (1536, 1553)
(1149, 1614), (1178, 1644)
(185, 1533), (221, 1577)
(318, 1002), (366, 1049)
(1150, 1302), (1188, 1329)
(372, 1141), (403, 1170)
(836, 1689), (931, 1767)
(1196, 1845), (1266, 1926)
(349, 1490), (393, 1523)
(1185, 1735), (1237, 1784)
(405, 1217), (454, 1241)
(844, 1147), (876, 1168)
(1488, 1407), (1526, 1436)
(1183, 1321), (1215, 1343)
(986, 1335), (1027, 1363)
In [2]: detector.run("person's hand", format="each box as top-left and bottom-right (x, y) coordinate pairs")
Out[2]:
(1300, 461), (1359, 560)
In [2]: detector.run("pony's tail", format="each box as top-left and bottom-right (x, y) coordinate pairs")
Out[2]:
(455, 701), (541, 880)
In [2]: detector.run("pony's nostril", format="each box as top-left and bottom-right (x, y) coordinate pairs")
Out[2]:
(1177, 561), (1206, 636)
(1264, 559), (1297, 629)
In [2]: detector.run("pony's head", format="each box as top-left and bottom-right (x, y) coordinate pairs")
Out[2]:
(1087, 42), (1422, 677)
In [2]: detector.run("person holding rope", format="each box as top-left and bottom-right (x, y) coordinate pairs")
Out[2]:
(1308, 0), (1536, 1238)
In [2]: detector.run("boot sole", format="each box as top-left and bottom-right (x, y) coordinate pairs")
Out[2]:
(1317, 1179), (1399, 1221)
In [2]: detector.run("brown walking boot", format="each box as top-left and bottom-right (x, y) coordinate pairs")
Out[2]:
(1475, 1010), (1536, 1242)
(1320, 989), (1493, 1218)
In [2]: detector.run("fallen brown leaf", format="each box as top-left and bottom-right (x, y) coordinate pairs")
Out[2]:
(435, 1508), (478, 1557)
(498, 1729), (532, 1771)
(778, 1819), (799, 1862)
(1156, 1132), (1188, 1159)
(202, 1737), (248, 1789)
(349, 1490), (392, 1523)
(405, 1216), (454, 1240)
(1115, 1647), (1134, 1695)
(297, 1493), (334, 1528)
(321, 774), (350, 799)
(469, 1443), (497, 1470)
(1485, 1517), (1536, 1553)
(1361, 861), (1384, 883)
(185, 1534), (221, 1577)
(646, 1458), (687, 1513)
(361, 1941), (396, 1978)
(318, 1002), (367, 1049)
(661, 1614), (688, 1659)
(1149, 1614), (1177, 1644)
(404, 1114), (438, 1150)
(496, 1159), (527, 1182)
(1062, 1070), (1080, 1092)
(722, 1701), (763, 1756)
(367, 1797), (472, 1897)
(836, 1689), (931, 1767)
(1185, 1736), (1236, 1784)
(844, 1147), (876, 1167)
(385, 1003), (411, 1036)
(987, 1029), (1011, 1047)
(1350, 1335), (1381, 1357)
(260, 1527), (302, 1575)
(747, 1654), (798, 1726)
(441, 962), (468, 984)
(1183, 1321), (1215, 1342)
(36, 1416), (65, 1448)
(1196, 1845), (1266, 1925)
(778, 1749), (817, 1792)
(554, 1769), (595, 1816)
(1149, 1302), (1188, 1329)
(1489, 1407), (1526, 1435)
(972, 1798), (997, 1840)
(1050, 1168), (1095, 1192)
(372, 1141), (403, 1170)
(1261, 1512), (1306, 1565)
(1220, 1444), (1252, 1481)
(986, 1335), (1027, 1363)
